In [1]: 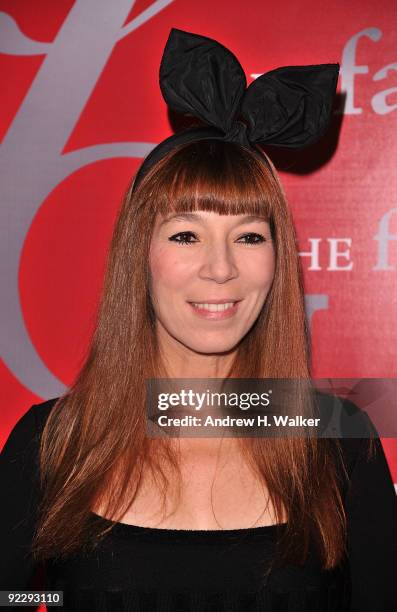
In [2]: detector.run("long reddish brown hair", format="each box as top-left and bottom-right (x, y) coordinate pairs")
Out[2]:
(32, 139), (347, 570)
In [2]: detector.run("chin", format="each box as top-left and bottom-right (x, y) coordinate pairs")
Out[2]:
(181, 337), (240, 356)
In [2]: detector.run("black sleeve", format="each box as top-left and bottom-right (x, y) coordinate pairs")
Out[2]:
(0, 404), (44, 589)
(345, 421), (397, 611)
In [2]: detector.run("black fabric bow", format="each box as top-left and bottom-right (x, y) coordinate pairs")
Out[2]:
(134, 28), (339, 187)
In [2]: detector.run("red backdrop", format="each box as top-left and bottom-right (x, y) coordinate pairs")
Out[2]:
(1, 1), (396, 489)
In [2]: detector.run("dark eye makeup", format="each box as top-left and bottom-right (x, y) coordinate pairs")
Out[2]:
(168, 231), (267, 246)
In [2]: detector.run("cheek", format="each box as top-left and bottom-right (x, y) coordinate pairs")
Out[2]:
(149, 247), (190, 292)
(248, 252), (275, 291)
(265, 257), (276, 286)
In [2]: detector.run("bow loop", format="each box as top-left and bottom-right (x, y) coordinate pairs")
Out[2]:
(159, 28), (247, 134)
(241, 64), (339, 148)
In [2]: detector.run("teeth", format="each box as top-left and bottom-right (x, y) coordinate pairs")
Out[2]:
(191, 302), (236, 312)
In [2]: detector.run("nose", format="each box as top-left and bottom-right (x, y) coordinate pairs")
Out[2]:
(197, 241), (239, 283)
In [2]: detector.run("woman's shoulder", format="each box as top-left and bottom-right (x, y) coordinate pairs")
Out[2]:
(31, 397), (60, 433)
(313, 389), (376, 435)
(1, 397), (60, 458)
(313, 389), (380, 476)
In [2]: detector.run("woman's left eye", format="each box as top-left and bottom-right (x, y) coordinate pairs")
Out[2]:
(237, 233), (266, 245)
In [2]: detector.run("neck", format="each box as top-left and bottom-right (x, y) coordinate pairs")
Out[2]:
(155, 323), (237, 379)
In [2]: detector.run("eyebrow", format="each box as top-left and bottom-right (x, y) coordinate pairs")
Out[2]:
(160, 213), (269, 227)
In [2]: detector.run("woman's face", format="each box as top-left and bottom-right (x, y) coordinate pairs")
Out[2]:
(149, 210), (275, 355)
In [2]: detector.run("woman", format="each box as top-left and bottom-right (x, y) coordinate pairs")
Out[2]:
(1, 28), (397, 611)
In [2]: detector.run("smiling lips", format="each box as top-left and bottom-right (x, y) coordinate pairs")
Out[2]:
(187, 300), (241, 319)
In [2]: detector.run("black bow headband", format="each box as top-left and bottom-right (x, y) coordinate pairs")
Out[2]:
(133, 28), (339, 188)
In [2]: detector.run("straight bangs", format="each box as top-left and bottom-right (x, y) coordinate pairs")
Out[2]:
(134, 140), (276, 224)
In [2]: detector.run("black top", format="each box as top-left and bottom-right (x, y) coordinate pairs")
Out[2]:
(1, 397), (397, 611)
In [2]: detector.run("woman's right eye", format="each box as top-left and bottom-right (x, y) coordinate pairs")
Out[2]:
(168, 231), (198, 245)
